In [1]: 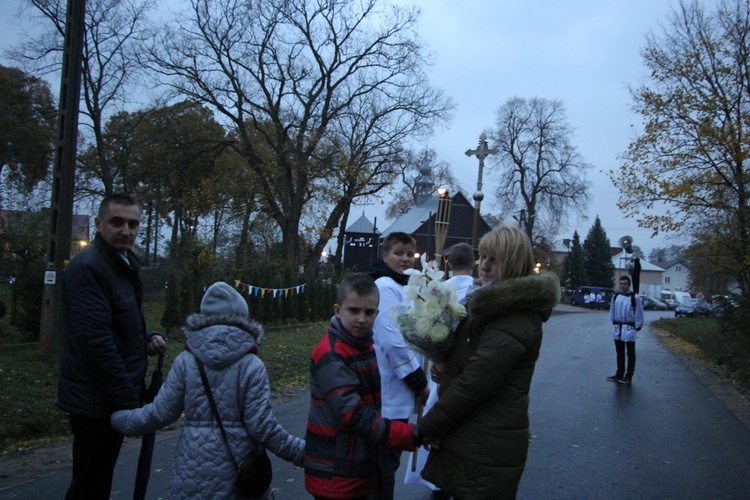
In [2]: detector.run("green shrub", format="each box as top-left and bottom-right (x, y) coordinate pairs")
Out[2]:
(653, 316), (750, 386)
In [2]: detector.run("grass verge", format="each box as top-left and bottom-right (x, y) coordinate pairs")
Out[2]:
(652, 317), (750, 388)
(0, 300), (324, 453)
(0, 346), (69, 452)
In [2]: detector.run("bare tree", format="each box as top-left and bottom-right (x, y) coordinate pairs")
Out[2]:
(385, 147), (464, 221)
(489, 97), (591, 246)
(11, 0), (153, 200)
(648, 245), (685, 264)
(314, 110), (410, 273)
(142, 0), (452, 270)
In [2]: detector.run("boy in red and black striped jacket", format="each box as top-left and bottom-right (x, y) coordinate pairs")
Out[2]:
(305, 273), (421, 500)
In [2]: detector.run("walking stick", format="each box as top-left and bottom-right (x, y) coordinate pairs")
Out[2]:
(134, 352), (164, 500)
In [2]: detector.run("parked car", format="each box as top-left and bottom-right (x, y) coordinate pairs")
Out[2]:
(663, 298), (680, 310)
(642, 296), (668, 310)
(674, 298), (711, 318)
(571, 286), (614, 309)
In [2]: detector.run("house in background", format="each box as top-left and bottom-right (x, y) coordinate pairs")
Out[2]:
(659, 259), (691, 292)
(551, 238), (664, 290)
(0, 210), (90, 256)
(612, 251), (665, 297)
(551, 239), (631, 270)
(0, 210), (90, 277)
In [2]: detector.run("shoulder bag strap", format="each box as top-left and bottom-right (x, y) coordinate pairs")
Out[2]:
(195, 357), (240, 473)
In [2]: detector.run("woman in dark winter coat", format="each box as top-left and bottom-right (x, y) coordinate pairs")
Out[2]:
(420, 223), (560, 499)
(111, 282), (304, 499)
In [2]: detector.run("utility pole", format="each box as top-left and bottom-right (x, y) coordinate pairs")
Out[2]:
(465, 133), (498, 251)
(39, 0), (87, 356)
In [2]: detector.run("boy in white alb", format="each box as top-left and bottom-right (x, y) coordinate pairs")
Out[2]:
(606, 275), (644, 384)
(367, 232), (429, 499)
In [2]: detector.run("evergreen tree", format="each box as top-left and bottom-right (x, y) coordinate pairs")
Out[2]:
(583, 217), (615, 288)
(562, 231), (588, 289)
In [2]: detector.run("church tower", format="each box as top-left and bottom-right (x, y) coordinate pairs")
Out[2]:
(415, 164), (435, 205)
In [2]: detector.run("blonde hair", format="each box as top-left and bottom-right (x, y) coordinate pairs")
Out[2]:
(478, 222), (535, 280)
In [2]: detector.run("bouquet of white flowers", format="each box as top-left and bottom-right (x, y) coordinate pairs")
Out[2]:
(397, 254), (467, 364)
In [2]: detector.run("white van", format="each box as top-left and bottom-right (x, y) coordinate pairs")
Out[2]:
(661, 291), (691, 303)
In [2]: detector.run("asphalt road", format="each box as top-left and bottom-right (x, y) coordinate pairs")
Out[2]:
(4, 308), (750, 499)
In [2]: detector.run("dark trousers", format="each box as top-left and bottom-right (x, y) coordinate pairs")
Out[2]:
(614, 339), (636, 379)
(369, 418), (408, 500)
(65, 414), (124, 500)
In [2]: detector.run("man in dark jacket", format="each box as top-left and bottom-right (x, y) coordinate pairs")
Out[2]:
(57, 194), (166, 499)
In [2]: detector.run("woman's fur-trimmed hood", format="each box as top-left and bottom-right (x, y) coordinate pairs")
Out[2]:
(184, 313), (265, 370)
(469, 272), (561, 325)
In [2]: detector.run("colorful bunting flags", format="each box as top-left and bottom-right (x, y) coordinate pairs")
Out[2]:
(234, 280), (307, 298)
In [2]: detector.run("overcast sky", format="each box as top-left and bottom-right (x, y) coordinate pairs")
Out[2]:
(1, 0), (685, 257)
(381, 0), (683, 257)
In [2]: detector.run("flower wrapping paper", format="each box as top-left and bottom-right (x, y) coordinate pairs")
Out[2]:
(397, 254), (467, 363)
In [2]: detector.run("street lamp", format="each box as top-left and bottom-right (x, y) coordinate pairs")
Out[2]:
(434, 188), (452, 273)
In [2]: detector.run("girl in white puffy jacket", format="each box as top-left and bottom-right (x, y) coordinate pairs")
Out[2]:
(111, 282), (304, 499)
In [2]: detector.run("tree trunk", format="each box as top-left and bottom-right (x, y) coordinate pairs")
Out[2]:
(235, 202), (253, 266)
(170, 206), (181, 258)
(143, 201), (153, 265)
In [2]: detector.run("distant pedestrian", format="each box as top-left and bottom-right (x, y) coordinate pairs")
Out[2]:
(584, 291), (591, 309)
(57, 193), (166, 499)
(111, 281), (304, 499)
(305, 273), (421, 499)
(594, 291), (604, 309)
(606, 276), (645, 384)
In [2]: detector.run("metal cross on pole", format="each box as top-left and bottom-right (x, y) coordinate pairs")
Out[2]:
(465, 132), (498, 251)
